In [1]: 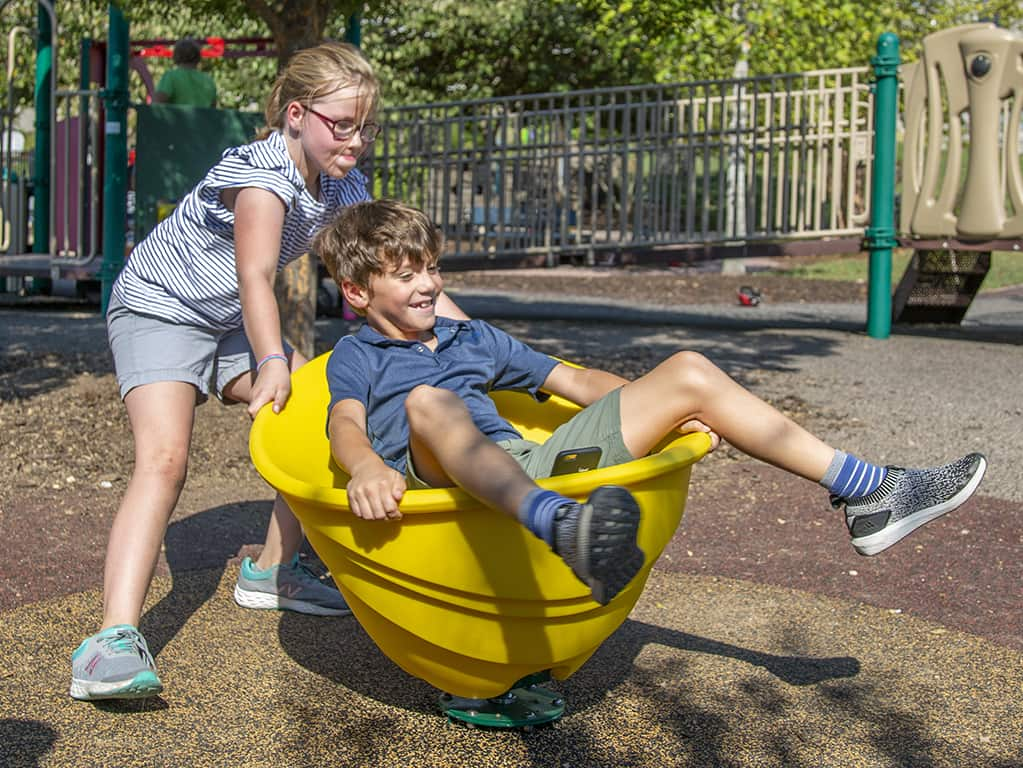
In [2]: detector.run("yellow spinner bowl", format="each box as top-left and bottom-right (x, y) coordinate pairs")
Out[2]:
(250, 353), (709, 699)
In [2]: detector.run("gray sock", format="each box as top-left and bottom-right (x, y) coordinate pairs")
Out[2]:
(820, 450), (846, 489)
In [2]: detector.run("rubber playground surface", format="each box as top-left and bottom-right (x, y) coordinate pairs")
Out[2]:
(1, 286), (1021, 767)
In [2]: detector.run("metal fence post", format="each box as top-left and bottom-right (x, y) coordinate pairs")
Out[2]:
(32, 1), (52, 254)
(865, 32), (900, 339)
(100, 2), (128, 313)
(345, 9), (362, 47)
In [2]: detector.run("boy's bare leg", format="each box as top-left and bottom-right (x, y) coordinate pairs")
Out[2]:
(617, 350), (836, 482)
(405, 385), (645, 604)
(102, 380), (197, 629)
(405, 385), (537, 515)
(617, 351), (986, 556)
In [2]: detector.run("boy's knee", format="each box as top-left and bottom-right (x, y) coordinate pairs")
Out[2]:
(666, 350), (718, 390)
(406, 384), (442, 412)
(406, 385), (462, 430)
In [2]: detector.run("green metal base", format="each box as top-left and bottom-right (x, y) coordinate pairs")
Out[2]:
(439, 674), (565, 730)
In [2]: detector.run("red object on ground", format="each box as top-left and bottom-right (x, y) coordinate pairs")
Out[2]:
(737, 286), (762, 306)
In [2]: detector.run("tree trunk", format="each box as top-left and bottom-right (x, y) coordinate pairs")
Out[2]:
(244, 0), (353, 62)
(274, 253), (318, 359)
(243, 0), (360, 359)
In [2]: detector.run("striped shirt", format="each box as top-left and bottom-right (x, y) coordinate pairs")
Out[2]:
(113, 130), (370, 330)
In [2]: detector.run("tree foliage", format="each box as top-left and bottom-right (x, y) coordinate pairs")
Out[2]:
(360, 0), (1023, 105)
(0, 0), (362, 117)
(176, 0), (361, 59)
(361, 0), (708, 105)
(660, 0), (1022, 82)
(1, 0), (1021, 118)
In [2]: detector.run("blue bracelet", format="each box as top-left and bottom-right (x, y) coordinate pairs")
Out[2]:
(256, 352), (288, 372)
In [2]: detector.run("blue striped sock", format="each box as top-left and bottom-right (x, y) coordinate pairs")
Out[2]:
(517, 489), (572, 547)
(821, 451), (887, 499)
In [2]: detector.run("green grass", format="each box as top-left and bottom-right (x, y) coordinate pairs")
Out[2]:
(777, 250), (1023, 292)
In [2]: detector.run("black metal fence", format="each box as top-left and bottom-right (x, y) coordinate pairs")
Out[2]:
(365, 67), (874, 267)
(3, 68), (876, 272)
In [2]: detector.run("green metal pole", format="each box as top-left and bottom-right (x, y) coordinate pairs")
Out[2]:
(344, 5), (363, 47)
(100, 3), (129, 314)
(32, 1), (52, 254)
(80, 38), (91, 89)
(865, 32), (900, 339)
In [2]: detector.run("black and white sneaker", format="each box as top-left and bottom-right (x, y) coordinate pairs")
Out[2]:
(833, 453), (987, 556)
(552, 485), (645, 605)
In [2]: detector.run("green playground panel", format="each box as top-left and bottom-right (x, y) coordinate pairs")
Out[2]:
(134, 104), (264, 243)
(439, 674), (566, 730)
(439, 683), (568, 728)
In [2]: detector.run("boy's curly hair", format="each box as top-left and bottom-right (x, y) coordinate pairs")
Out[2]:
(315, 199), (442, 290)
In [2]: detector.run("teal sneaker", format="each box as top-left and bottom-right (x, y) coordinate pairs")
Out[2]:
(70, 625), (162, 701)
(233, 555), (351, 616)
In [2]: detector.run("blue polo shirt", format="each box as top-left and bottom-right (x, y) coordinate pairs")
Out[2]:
(326, 317), (559, 473)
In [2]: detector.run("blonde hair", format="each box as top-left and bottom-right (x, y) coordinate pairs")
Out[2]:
(315, 199), (442, 291)
(257, 42), (379, 139)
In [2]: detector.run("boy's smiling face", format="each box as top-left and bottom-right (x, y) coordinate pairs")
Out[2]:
(346, 257), (443, 341)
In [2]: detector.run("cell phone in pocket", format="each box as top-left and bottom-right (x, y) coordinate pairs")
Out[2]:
(550, 446), (603, 476)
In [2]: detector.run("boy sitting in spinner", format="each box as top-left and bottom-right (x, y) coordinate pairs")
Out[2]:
(317, 199), (986, 606)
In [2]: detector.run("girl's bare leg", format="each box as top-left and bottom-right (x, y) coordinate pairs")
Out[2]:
(222, 349), (307, 570)
(252, 495), (304, 570)
(102, 381), (197, 629)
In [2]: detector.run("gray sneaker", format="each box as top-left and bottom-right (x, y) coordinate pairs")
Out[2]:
(553, 485), (646, 605)
(834, 453), (987, 556)
(70, 625), (162, 701)
(233, 555), (352, 616)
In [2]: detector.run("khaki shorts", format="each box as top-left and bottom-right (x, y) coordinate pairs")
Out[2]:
(106, 294), (292, 403)
(406, 387), (634, 489)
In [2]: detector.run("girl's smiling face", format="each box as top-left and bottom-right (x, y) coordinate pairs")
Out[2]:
(356, 258), (444, 341)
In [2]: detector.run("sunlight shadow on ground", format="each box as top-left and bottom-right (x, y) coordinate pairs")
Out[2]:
(275, 612), (859, 716)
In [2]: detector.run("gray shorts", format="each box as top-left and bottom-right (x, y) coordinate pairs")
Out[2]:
(106, 294), (292, 403)
(406, 387), (634, 489)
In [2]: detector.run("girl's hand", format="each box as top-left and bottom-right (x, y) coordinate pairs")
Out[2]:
(677, 419), (721, 452)
(247, 358), (292, 418)
(346, 465), (406, 521)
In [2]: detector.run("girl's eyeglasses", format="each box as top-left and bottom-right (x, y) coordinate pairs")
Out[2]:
(305, 107), (381, 143)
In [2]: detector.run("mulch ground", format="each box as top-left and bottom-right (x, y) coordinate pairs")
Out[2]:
(2, 271), (1021, 768)
(1, 267), (1018, 653)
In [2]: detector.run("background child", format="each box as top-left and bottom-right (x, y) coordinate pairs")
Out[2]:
(153, 37), (217, 108)
(317, 200), (987, 607)
(70, 44), (463, 702)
